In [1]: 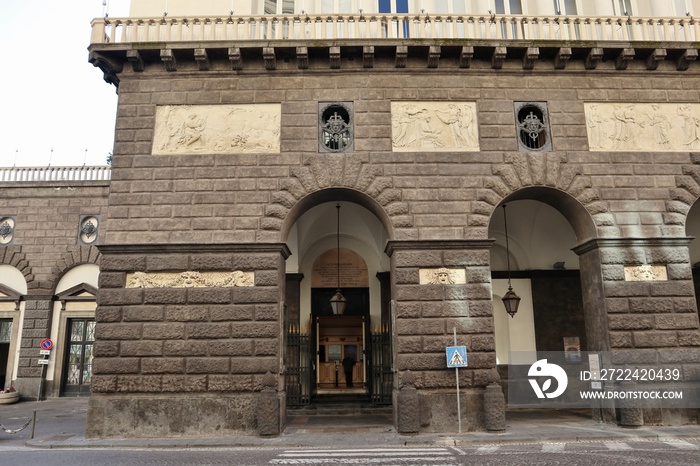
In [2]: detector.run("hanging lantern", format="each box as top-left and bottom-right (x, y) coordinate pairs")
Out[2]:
(501, 204), (521, 318)
(329, 203), (347, 315)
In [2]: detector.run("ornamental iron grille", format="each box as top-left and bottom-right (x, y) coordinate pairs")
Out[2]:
(78, 215), (99, 245)
(285, 325), (311, 406)
(370, 325), (393, 405)
(319, 102), (353, 152)
(514, 102), (552, 151)
(0, 217), (16, 245)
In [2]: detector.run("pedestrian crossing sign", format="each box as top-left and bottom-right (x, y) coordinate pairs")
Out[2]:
(446, 346), (468, 368)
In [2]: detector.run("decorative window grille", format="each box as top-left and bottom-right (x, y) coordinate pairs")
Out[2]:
(319, 103), (353, 152)
(514, 102), (552, 151)
(78, 215), (99, 245)
(0, 217), (15, 245)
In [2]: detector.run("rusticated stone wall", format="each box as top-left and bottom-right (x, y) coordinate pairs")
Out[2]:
(0, 182), (107, 395)
(89, 244), (287, 437)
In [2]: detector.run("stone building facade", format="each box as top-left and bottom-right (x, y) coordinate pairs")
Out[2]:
(2, 1), (700, 437)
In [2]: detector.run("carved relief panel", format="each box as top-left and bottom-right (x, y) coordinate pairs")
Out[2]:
(391, 102), (479, 152)
(152, 104), (281, 155)
(585, 103), (700, 152)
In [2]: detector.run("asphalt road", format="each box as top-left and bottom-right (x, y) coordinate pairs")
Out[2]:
(0, 439), (698, 465)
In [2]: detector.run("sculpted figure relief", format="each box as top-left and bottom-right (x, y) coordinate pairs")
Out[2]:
(419, 267), (466, 285)
(392, 102), (479, 152)
(153, 104), (281, 155)
(126, 271), (254, 288)
(585, 103), (700, 151)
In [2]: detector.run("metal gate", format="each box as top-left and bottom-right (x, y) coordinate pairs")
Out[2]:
(285, 325), (310, 406)
(370, 325), (392, 404)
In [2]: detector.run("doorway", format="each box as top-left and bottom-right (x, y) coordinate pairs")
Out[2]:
(0, 319), (12, 389)
(316, 315), (365, 392)
(312, 287), (369, 395)
(61, 318), (95, 396)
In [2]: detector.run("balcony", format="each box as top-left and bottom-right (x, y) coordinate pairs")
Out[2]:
(90, 13), (699, 44)
(88, 13), (700, 84)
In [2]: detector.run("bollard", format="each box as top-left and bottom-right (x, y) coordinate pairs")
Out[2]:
(618, 381), (643, 427)
(483, 369), (506, 432)
(256, 371), (280, 436)
(397, 370), (420, 434)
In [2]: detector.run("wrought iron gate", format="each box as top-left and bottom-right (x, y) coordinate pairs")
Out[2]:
(370, 325), (392, 404)
(285, 325), (310, 406)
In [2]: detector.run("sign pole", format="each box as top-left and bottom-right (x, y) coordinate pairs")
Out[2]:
(454, 327), (461, 434)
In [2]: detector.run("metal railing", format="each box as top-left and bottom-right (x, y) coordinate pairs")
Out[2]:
(0, 166), (111, 182)
(91, 14), (699, 45)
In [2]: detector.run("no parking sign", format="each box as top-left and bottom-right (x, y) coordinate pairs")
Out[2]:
(40, 338), (54, 351)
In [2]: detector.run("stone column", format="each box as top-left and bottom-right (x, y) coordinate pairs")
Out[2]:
(573, 238), (700, 425)
(386, 239), (496, 433)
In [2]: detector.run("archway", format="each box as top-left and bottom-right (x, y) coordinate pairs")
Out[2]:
(0, 265), (27, 391)
(48, 264), (99, 397)
(283, 190), (392, 406)
(686, 200), (700, 313)
(488, 188), (600, 420)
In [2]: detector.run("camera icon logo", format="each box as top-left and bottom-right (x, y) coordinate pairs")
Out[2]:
(528, 359), (568, 399)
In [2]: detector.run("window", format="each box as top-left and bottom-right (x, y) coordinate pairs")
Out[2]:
(379, 0), (409, 13)
(319, 103), (353, 152)
(514, 102), (552, 151)
(675, 0), (690, 15)
(435, 0), (467, 14)
(0, 217), (15, 245)
(616, 0), (632, 15)
(495, 0), (522, 14)
(553, 0), (577, 15)
(264, 0), (295, 14)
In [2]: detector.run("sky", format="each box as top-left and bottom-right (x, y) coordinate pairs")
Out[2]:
(0, 1), (131, 168)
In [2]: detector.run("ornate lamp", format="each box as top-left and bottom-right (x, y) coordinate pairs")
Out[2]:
(329, 203), (347, 315)
(501, 204), (521, 318)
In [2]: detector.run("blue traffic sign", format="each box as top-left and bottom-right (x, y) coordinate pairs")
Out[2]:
(446, 346), (467, 368)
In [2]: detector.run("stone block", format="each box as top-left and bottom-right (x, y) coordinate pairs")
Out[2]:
(144, 288), (187, 304)
(142, 323), (185, 340)
(187, 288), (232, 304)
(120, 340), (164, 356)
(95, 323), (142, 341)
(633, 331), (678, 347)
(93, 357), (140, 374)
(142, 357), (185, 374)
(186, 323), (231, 339)
(186, 358), (230, 374)
(230, 322), (279, 339)
(209, 340), (254, 356)
(163, 340), (209, 356)
(655, 314), (699, 330)
(165, 306), (209, 322)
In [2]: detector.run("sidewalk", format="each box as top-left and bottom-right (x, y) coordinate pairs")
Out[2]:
(1, 398), (698, 449)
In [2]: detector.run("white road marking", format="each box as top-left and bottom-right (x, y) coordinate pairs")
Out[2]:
(663, 440), (699, 450)
(604, 442), (633, 451)
(476, 445), (500, 454)
(542, 443), (565, 452)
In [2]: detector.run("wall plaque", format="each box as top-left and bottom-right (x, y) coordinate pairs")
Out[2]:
(126, 271), (254, 288)
(152, 104), (281, 155)
(311, 248), (369, 288)
(623, 265), (668, 282)
(419, 268), (466, 285)
(585, 103), (700, 152)
(391, 102), (479, 152)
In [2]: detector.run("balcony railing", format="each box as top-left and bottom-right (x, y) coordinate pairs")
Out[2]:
(90, 14), (699, 45)
(0, 166), (111, 182)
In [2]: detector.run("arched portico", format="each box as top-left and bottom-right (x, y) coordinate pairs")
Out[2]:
(281, 189), (394, 406)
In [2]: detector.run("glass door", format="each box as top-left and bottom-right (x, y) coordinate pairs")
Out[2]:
(61, 319), (95, 396)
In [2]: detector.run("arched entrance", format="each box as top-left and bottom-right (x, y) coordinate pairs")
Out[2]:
(282, 191), (393, 406)
(686, 200), (700, 313)
(488, 188), (599, 419)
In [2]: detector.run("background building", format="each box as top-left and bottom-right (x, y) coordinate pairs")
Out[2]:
(1, 0), (700, 437)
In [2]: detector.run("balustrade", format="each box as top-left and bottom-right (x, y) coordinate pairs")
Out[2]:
(0, 166), (111, 182)
(90, 14), (698, 45)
